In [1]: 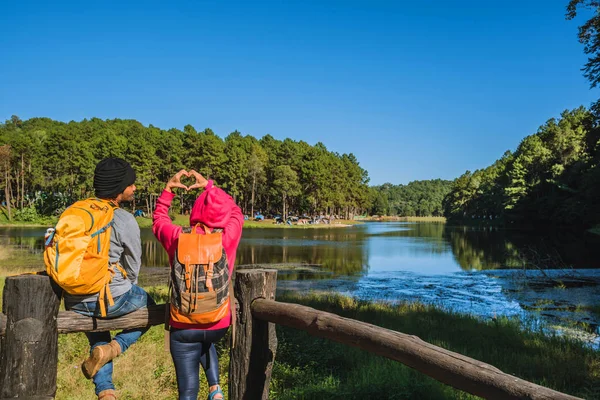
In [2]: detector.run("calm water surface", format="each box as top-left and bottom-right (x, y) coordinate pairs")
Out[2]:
(2, 222), (599, 345)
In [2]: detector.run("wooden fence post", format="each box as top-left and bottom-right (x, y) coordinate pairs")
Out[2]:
(0, 274), (61, 400)
(229, 269), (277, 400)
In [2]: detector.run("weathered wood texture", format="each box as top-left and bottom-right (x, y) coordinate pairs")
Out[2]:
(0, 275), (61, 400)
(0, 313), (5, 336)
(56, 304), (165, 334)
(229, 269), (277, 400)
(251, 299), (582, 400)
(1, 305), (165, 336)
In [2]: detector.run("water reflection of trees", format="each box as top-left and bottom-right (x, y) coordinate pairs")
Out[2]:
(140, 227), (369, 276)
(444, 226), (600, 270)
(141, 239), (170, 268)
(236, 242), (368, 276)
(367, 223), (447, 254)
(0, 233), (46, 270)
(443, 227), (509, 270)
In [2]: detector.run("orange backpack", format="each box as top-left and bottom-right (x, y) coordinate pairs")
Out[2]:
(169, 224), (233, 325)
(44, 198), (122, 316)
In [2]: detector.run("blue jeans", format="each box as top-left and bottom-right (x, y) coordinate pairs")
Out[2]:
(170, 327), (228, 400)
(67, 285), (156, 395)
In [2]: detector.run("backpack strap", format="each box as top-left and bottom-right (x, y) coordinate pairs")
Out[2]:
(165, 269), (173, 353)
(230, 279), (236, 349)
(193, 223), (210, 235)
(98, 281), (112, 317)
(97, 263), (127, 317)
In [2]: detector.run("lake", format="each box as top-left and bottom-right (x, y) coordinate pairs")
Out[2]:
(2, 222), (599, 346)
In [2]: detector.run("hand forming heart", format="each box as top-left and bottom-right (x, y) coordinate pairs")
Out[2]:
(166, 169), (209, 193)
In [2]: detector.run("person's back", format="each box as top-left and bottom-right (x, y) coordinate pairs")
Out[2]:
(153, 169), (243, 400)
(63, 157), (155, 400)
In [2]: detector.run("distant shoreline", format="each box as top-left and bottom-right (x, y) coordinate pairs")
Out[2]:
(358, 216), (446, 222)
(0, 215), (450, 228)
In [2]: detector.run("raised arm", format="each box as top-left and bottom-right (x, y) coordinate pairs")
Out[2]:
(152, 169), (188, 256)
(223, 199), (244, 251)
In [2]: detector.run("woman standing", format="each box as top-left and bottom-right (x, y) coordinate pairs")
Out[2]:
(153, 169), (243, 400)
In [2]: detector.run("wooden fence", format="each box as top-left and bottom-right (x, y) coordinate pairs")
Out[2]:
(0, 270), (582, 400)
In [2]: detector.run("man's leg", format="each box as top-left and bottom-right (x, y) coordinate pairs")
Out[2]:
(111, 285), (156, 352)
(81, 285), (155, 378)
(85, 331), (116, 396)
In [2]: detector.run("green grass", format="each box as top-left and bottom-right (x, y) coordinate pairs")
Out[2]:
(136, 214), (362, 229)
(270, 292), (600, 399)
(0, 210), (363, 230)
(243, 219), (361, 228)
(362, 216), (447, 222)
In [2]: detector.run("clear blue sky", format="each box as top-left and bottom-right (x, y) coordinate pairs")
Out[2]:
(1, 0), (597, 185)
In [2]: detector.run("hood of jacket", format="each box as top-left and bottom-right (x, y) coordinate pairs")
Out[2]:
(189, 187), (234, 229)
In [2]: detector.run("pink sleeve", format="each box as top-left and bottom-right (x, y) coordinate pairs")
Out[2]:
(223, 202), (244, 254)
(152, 190), (182, 259)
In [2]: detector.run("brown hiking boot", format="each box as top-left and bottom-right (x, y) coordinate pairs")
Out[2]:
(98, 389), (117, 399)
(82, 340), (122, 379)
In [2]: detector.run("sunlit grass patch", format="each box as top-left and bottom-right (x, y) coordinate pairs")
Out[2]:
(56, 325), (232, 400)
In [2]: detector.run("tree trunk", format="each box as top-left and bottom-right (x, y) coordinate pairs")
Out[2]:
(20, 153), (24, 210)
(15, 169), (20, 212)
(251, 174), (256, 218)
(4, 166), (11, 221)
(282, 193), (286, 222)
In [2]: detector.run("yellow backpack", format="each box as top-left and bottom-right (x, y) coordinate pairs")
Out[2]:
(44, 198), (121, 316)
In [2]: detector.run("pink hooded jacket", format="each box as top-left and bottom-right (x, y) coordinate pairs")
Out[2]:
(152, 180), (244, 330)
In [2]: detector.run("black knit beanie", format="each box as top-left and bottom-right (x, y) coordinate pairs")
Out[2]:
(93, 158), (136, 199)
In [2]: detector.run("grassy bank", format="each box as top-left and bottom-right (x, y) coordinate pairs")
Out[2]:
(136, 215), (361, 229)
(360, 216), (446, 222)
(0, 209), (362, 230)
(0, 276), (596, 399)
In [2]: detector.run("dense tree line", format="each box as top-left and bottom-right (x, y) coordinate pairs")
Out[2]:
(369, 179), (452, 216)
(444, 3), (600, 230)
(443, 106), (600, 228)
(0, 116), (371, 220)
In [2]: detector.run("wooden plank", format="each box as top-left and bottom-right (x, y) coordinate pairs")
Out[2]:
(251, 299), (582, 400)
(0, 275), (61, 399)
(229, 269), (277, 400)
(56, 304), (166, 333)
(1, 305), (164, 336)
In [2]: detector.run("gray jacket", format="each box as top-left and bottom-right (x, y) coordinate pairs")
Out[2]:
(64, 208), (142, 305)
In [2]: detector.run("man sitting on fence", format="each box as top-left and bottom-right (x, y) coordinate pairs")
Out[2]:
(63, 158), (156, 400)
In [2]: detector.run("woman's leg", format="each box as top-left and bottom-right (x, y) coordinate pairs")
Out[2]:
(170, 328), (228, 400)
(170, 329), (202, 400)
(198, 328), (228, 386)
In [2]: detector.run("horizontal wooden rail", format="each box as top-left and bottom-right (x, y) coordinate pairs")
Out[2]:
(0, 305), (166, 336)
(251, 298), (582, 400)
